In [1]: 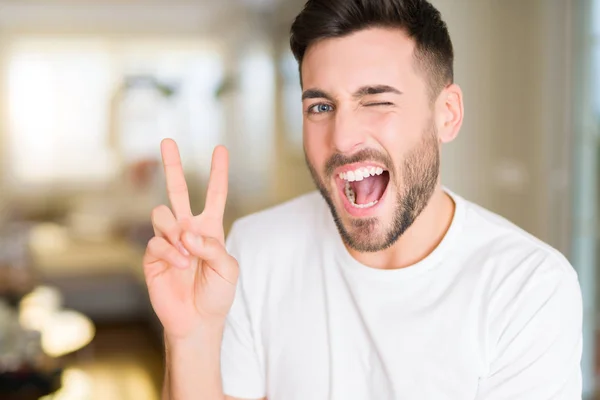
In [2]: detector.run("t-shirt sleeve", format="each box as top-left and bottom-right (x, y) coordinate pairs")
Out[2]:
(220, 221), (266, 399)
(475, 258), (583, 399)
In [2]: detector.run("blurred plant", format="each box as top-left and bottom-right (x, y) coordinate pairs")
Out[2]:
(214, 74), (238, 99)
(120, 75), (179, 98)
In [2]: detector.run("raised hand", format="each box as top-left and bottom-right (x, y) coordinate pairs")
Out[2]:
(143, 139), (239, 340)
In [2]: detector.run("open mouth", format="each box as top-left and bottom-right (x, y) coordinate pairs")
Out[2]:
(338, 166), (390, 209)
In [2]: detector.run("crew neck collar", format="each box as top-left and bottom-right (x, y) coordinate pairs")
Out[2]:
(328, 187), (467, 282)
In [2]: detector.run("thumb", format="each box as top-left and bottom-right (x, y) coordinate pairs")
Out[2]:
(181, 232), (238, 285)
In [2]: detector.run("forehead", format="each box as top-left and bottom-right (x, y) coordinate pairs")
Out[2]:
(301, 27), (420, 92)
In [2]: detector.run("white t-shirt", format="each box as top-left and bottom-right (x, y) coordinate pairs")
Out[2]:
(221, 189), (582, 400)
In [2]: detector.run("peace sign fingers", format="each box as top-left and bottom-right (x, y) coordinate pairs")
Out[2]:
(160, 138), (192, 221)
(203, 145), (229, 223)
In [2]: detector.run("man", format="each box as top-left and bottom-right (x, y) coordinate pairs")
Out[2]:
(143, 0), (583, 399)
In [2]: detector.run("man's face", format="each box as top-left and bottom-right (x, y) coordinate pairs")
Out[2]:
(302, 28), (441, 253)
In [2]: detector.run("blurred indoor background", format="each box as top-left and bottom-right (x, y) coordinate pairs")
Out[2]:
(0, 0), (598, 399)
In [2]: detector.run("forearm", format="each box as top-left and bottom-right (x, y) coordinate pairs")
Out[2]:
(162, 322), (226, 400)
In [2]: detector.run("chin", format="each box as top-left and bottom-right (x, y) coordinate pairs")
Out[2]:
(333, 197), (398, 253)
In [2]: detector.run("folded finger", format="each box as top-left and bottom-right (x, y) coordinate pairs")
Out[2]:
(146, 236), (190, 270)
(151, 205), (189, 256)
(181, 232), (238, 284)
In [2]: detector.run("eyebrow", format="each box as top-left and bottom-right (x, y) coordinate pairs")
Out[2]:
(302, 88), (333, 101)
(301, 85), (403, 101)
(353, 85), (402, 98)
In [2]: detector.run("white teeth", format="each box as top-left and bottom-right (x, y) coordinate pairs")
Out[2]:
(347, 171), (355, 182)
(339, 166), (385, 181)
(354, 169), (364, 181)
(352, 200), (378, 209)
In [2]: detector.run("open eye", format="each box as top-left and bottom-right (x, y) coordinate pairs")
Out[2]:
(307, 103), (334, 114)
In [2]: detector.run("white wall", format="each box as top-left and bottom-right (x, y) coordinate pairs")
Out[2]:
(432, 0), (494, 209)
(432, 0), (574, 253)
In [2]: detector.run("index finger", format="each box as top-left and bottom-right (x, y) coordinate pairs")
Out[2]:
(160, 138), (192, 220)
(203, 145), (229, 222)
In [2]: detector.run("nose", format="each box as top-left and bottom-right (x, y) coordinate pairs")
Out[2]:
(331, 107), (366, 154)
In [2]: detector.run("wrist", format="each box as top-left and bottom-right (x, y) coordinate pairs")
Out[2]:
(163, 320), (225, 400)
(164, 319), (225, 353)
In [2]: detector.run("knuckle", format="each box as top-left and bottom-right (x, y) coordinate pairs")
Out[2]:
(229, 254), (240, 268)
(151, 205), (170, 223)
(147, 236), (164, 251)
(178, 218), (193, 231)
(203, 236), (217, 245)
(151, 204), (169, 216)
(203, 236), (221, 251)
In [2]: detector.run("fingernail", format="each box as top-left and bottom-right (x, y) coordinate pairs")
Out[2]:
(176, 241), (190, 256)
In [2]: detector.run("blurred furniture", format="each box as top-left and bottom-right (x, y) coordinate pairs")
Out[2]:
(0, 299), (62, 400)
(29, 223), (150, 323)
(0, 224), (64, 399)
(0, 222), (36, 306)
(0, 286), (98, 400)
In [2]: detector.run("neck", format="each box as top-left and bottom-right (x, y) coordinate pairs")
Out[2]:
(347, 185), (455, 270)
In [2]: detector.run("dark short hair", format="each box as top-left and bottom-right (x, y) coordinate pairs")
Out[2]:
(289, 0), (454, 99)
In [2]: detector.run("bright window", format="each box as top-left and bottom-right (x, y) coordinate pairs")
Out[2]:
(4, 37), (224, 189)
(7, 39), (115, 186)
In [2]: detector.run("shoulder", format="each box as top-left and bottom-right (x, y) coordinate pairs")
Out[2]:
(225, 191), (331, 259)
(456, 193), (577, 282)
(451, 194), (582, 365)
(227, 191), (327, 242)
(452, 193), (581, 322)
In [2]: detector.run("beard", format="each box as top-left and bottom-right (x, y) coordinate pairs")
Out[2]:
(306, 121), (440, 253)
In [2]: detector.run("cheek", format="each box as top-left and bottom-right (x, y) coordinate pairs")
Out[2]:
(360, 111), (397, 133)
(303, 120), (332, 167)
(367, 112), (422, 151)
(360, 112), (406, 155)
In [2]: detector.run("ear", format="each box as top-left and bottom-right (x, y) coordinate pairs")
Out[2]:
(435, 83), (464, 144)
